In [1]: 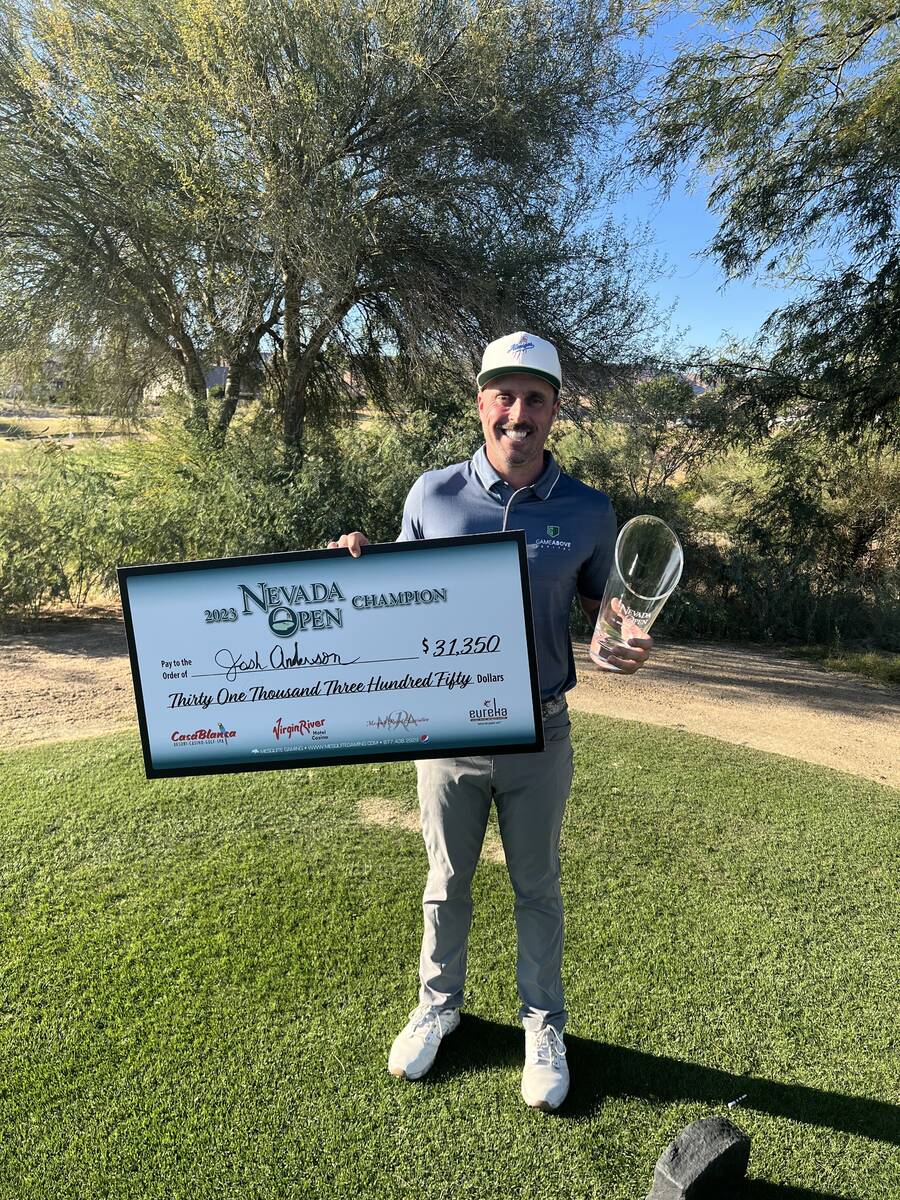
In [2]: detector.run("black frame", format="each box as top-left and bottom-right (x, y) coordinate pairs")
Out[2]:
(117, 531), (545, 780)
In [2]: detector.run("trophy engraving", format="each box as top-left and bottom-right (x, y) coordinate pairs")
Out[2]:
(590, 516), (684, 671)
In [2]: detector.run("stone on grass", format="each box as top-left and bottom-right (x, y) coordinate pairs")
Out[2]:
(647, 1115), (751, 1199)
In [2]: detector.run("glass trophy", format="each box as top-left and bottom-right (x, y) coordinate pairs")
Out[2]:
(589, 515), (684, 671)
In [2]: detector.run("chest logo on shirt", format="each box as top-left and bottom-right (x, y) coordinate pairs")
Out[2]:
(533, 523), (572, 552)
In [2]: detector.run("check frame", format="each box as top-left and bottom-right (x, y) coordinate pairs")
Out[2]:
(118, 531), (545, 779)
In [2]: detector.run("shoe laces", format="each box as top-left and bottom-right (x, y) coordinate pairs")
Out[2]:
(407, 1004), (444, 1044)
(527, 1025), (566, 1068)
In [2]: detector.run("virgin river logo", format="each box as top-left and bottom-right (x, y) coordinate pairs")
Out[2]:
(238, 580), (448, 637)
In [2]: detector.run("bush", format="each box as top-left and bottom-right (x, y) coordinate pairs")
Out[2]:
(0, 407), (483, 620)
(555, 421), (900, 651)
(0, 444), (125, 614)
(0, 472), (64, 616)
(660, 540), (900, 649)
(2, 402), (897, 653)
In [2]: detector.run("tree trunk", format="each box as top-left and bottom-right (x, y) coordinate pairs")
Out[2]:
(175, 336), (209, 432)
(215, 362), (244, 441)
(281, 278), (354, 459)
(283, 367), (309, 457)
(282, 270), (306, 458)
(184, 377), (209, 432)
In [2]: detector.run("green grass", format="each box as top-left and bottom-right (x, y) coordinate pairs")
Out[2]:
(0, 436), (127, 481)
(0, 403), (141, 478)
(789, 645), (900, 686)
(0, 413), (130, 437)
(1, 715), (898, 1199)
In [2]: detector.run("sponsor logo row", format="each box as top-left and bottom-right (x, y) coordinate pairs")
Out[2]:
(170, 697), (510, 751)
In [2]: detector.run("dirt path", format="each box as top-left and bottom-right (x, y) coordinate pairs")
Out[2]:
(1, 615), (897, 788)
(569, 640), (898, 788)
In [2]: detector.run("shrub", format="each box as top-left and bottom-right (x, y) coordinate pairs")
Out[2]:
(0, 407), (483, 619)
(0, 473), (64, 616)
(2, 405), (897, 653)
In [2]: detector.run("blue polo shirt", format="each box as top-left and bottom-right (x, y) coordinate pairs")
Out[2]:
(398, 446), (617, 700)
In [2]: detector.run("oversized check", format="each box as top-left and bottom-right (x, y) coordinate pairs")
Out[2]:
(118, 532), (544, 778)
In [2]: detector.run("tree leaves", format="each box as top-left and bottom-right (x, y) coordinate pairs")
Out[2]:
(632, 0), (900, 442)
(0, 0), (666, 451)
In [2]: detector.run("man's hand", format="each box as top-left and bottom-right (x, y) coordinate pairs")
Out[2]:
(327, 531), (370, 557)
(580, 592), (653, 675)
(600, 633), (653, 675)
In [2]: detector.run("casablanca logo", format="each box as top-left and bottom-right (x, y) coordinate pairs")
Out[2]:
(268, 607), (300, 637)
(508, 335), (534, 361)
(547, 525), (560, 537)
(171, 726), (237, 746)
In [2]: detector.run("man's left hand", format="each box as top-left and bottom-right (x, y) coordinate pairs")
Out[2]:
(601, 633), (653, 675)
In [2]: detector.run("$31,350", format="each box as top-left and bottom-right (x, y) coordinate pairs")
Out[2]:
(421, 635), (500, 656)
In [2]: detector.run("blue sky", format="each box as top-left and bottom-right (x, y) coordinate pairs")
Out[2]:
(612, 11), (802, 351)
(611, 177), (798, 352)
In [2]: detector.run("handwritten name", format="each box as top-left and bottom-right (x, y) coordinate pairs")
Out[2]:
(214, 642), (359, 682)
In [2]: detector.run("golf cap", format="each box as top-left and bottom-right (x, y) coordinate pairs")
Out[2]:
(477, 331), (562, 393)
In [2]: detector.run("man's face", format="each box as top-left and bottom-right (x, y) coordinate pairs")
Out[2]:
(478, 372), (561, 473)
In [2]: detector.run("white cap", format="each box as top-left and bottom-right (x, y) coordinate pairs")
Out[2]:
(477, 331), (562, 393)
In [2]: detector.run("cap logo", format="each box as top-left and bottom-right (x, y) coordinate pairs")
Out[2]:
(547, 525), (560, 537)
(508, 335), (534, 361)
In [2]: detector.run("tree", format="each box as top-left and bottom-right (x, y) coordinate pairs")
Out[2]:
(728, 428), (900, 579)
(556, 371), (735, 519)
(0, 0), (665, 456)
(632, 0), (900, 444)
(0, 0), (284, 434)
(612, 373), (732, 504)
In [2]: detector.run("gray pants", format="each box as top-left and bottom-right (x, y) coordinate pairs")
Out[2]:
(414, 705), (573, 1033)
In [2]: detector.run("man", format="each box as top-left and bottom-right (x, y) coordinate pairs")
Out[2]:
(329, 331), (652, 1110)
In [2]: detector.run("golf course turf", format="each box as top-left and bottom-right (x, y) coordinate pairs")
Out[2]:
(0, 713), (897, 1198)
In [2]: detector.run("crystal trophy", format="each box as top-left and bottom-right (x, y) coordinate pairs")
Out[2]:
(589, 515), (684, 670)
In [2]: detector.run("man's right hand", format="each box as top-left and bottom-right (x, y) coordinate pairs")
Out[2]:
(327, 532), (370, 557)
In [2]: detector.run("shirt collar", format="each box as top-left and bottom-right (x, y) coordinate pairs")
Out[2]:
(472, 445), (562, 500)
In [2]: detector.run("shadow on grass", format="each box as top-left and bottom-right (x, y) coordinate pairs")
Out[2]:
(566, 1034), (900, 1147)
(429, 1016), (899, 1153)
(424, 1014), (521, 1080)
(743, 1185), (852, 1199)
(425, 1018), (866, 1197)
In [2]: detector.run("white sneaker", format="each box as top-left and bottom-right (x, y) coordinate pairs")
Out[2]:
(388, 1004), (461, 1080)
(521, 1025), (569, 1110)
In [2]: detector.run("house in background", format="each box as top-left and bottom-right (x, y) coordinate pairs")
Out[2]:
(0, 357), (67, 403)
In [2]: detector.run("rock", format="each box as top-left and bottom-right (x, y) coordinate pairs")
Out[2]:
(647, 1116), (751, 1199)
